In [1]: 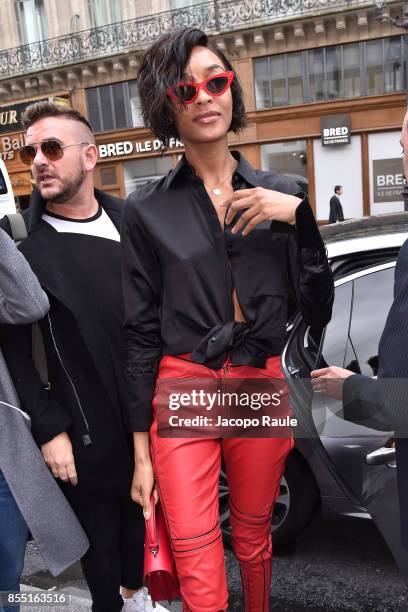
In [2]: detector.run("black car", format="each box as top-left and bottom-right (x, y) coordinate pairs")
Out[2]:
(220, 212), (408, 577)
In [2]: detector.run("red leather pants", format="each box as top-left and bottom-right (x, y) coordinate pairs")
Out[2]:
(150, 355), (293, 612)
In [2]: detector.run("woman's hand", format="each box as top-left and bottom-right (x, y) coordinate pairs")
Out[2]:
(310, 366), (355, 400)
(223, 188), (301, 235)
(131, 460), (158, 519)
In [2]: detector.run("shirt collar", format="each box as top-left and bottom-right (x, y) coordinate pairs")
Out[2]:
(163, 150), (259, 190)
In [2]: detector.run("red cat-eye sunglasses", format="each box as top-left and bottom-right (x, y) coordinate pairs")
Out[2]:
(166, 71), (234, 104)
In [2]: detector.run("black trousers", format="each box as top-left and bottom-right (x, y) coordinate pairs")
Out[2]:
(62, 485), (145, 612)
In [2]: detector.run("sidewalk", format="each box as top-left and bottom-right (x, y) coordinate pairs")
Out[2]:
(21, 543), (182, 612)
(20, 584), (182, 612)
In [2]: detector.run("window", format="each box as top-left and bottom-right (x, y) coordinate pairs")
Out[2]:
(308, 48), (325, 101)
(254, 53), (303, 107)
(260, 140), (308, 192)
(88, 0), (121, 27)
(325, 46), (342, 99)
(99, 85), (114, 131)
(124, 157), (174, 196)
(349, 267), (395, 376)
(128, 82), (143, 128)
(343, 43), (361, 98)
(253, 36), (403, 109)
(100, 166), (117, 186)
(86, 81), (144, 133)
(315, 267), (395, 375)
(365, 39), (384, 96)
(254, 58), (271, 109)
(15, 0), (47, 44)
(320, 282), (353, 368)
(270, 56), (287, 106)
(384, 37), (403, 93)
(287, 53), (303, 105)
(170, 0), (201, 7)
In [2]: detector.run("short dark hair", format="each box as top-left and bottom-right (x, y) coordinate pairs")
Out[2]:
(137, 27), (247, 148)
(334, 185), (342, 193)
(23, 101), (94, 134)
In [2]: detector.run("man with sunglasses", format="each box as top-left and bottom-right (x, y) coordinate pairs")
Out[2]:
(0, 101), (166, 612)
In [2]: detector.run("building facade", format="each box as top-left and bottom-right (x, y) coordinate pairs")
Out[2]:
(0, 0), (405, 221)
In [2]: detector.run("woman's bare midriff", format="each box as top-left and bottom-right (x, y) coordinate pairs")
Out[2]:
(233, 289), (246, 322)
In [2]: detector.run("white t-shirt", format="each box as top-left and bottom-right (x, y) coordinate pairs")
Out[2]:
(42, 206), (119, 242)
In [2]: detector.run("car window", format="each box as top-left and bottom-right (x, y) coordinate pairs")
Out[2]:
(349, 267), (395, 376)
(319, 281), (353, 368)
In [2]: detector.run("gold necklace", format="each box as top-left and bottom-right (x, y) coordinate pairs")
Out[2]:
(204, 160), (238, 197)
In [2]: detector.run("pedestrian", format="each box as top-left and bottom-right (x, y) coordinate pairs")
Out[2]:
(329, 185), (344, 223)
(0, 227), (89, 612)
(311, 108), (408, 550)
(121, 27), (334, 611)
(0, 101), (166, 612)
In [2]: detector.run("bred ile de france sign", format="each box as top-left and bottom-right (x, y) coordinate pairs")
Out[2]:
(372, 158), (404, 203)
(321, 114), (351, 146)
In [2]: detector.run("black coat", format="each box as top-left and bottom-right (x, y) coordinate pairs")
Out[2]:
(0, 189), (134, 495)
(329, 195), (344, 223)
(342, 239), (408, 548)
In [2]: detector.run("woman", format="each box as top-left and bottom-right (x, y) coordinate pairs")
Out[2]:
(121, 27), (334, 612)
(0, 226), (89, 612)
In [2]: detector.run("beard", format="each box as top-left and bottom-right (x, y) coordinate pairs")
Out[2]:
(37, 163), (86, 204)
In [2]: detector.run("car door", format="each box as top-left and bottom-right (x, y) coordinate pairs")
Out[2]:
(283, 260), (408, 577)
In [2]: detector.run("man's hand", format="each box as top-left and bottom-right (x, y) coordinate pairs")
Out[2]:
(41, 432), (78, 485)
(131, 461), (158, 520)
(223, 188), (301, 235)
(310, 366), (355, 400)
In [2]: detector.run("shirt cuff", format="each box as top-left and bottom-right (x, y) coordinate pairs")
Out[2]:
(294, 195), (325, 251)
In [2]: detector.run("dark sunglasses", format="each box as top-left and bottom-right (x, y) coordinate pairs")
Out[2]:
(166, 71), (234, 104)
(19, 139), (89, 165)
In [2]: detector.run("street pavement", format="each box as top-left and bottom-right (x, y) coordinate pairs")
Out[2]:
(21, 512), (407, 612)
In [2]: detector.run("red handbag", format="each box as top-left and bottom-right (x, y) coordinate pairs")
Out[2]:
(144, 494), (180, 604)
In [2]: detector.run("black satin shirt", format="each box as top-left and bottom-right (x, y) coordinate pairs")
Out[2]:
(121, 151), (334, 431)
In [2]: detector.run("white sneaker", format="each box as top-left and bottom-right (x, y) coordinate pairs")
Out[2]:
(122, 587), (170, 611)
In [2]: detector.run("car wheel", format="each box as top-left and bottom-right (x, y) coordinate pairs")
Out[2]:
(219, 451), (319, 549)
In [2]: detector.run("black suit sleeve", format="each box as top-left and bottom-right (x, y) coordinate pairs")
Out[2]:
(0, 320), (72, 445)
(342, 374), (408, 433)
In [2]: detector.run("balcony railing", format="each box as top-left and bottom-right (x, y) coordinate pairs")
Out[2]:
(0, 0), (385, 80)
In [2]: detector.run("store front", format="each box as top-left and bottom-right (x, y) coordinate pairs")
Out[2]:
(249, 90), (406, 222)
(313, 134), (364, 220)
(83, 60), (405, 221)
(93, 125), (404, 221)
(94, 133), (184, 199)
(0, 129), (32, 209)
(87, 90), (405, 221)
(0, 96), (70, 208)
(368, 131), (404, 215)
(260, 140), (308, 193)
(123, 156), (174, 196)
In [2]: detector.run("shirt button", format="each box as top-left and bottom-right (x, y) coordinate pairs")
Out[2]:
(209, 337), (217, 344)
